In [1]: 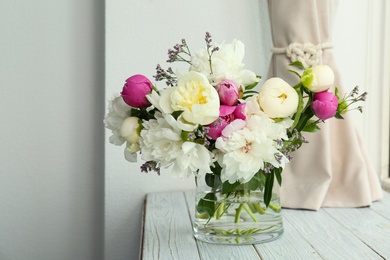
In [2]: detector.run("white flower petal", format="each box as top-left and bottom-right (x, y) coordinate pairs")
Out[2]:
(216, 114), (290, 184)
(176, 115), (198, 131)
(146, 90), (162, 111)
(259, 78), (298, 118)
(191, 39), (259, 86)
(159, 87), (175, 114)
(104, 95), (132, 146)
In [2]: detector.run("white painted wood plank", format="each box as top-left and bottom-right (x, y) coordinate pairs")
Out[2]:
(324, 206), (390, 259)
(184, 191), (262, 260)
(253, 209), (322, 259)
(142, 192), (200, 260)
(281, 209), (380, 259)
(369, 191), (390, 221)
(143, 191), (390, 259)
(197, 242), (261, 259)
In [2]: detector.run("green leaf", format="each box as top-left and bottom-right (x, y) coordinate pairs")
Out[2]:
(171, 110), (183, 119)
(196, 192), (217, 217)
(294, 93), (315, 132)
(287, 69), (301, 79)
(243, 172), (262, 190)
(335, 112), (344, 119)
(205, 173), (222, 189)
(245, 76), (262, 90)
(241, 95), (254, 100)
(302, 121), (321, 132)
(289, 61), (305, 70)
(243, 90), (259, 95)
(300, 68), (314, 89)
(259, 171), (266, 186)
(210, 162), (222, 176)
(291, 87), (304, 130)
(205, 173), (215, 187)
(272, 118), (284, 123)
(274, 168), (282, 186)
(337, 99), (348, 115)
(263, 171), (274, 207)
(130, 108), (141, 117)
(296, 108), (315, 132)
(335, 86), (340, 99)
(221, 181), (240, 194)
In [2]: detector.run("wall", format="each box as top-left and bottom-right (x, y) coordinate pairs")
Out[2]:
(0, 1), (104, 259)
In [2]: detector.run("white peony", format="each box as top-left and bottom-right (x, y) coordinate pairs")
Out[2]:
(301, 65), (334, 93)
(104, 95), (132, 146)
(124, 144), (139, 162)
(139, 113), (183, 167)
(171, 142), (214, 178)
(215, 114), (291, 184)
(244, 96), (265, 117)
(258, 78), (299, 118)
(120, 117), (141, 144)
(159, 71), (220, 129)
(191, 39), (259, 86)
(120, 117), (142, 162)
(139, 112), (214, 178)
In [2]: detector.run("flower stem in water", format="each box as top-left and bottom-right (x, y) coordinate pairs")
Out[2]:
(254, 203), (266, 214)
(269, 202), (281, 212)
(234, 204), (244, 223)
(216, 202), (225, 220)
(243, 204), (258, 222)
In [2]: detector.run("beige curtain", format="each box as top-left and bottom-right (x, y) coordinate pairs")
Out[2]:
(267, 0), (383, 210)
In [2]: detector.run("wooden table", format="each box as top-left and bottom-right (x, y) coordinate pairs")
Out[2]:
(141, 191), (390, 259)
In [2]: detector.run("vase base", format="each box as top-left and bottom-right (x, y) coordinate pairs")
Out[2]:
(193, 227), (283, 245)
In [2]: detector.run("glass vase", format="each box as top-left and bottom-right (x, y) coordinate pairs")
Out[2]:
(193, 173), (284, 245)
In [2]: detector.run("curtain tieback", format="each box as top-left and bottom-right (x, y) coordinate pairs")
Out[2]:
(272, 42), (333, 68)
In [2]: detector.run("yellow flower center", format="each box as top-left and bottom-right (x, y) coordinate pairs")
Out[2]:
(278, 93), (287, 103)
(172, 81), (207, 112)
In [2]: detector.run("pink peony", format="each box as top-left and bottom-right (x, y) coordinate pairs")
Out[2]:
(217, 80), (239, 106)
(312, 91), (338, 120)
(121, 74), (153, 108)
(207, 103), (246, 140)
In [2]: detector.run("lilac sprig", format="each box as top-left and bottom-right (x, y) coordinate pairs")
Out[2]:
(337, 85), (367, 115)
(154, 64), (177, 86)
(204, 32), (219, 75)
(263, 164), (274, 174)
(184, 126), (211, 147)
(140, 161), (161, 175)
(281, 129), (308, 161)
(166, 39), (192, 64)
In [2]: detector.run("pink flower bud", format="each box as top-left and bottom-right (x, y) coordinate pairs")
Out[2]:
(207, 104), (246, 140)
(121, 74), (153, 108)
(233, 103), (246, 120)
(312, 91), (338, 120)
(217, 80), (239, 106)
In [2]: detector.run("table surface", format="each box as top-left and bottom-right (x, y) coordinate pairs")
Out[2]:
(140, 190), (390, 260)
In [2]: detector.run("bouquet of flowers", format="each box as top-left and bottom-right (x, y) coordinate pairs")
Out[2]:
(105, 32), (366, 243)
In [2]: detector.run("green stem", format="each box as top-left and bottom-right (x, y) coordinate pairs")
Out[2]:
(254, 203), (266, 214)
(196, 212), (209, 219)
(216, 202), (225, 220)
(269, 202), (281, 212)
(243, 205), (258, 222)
(248, 203), (257, 213)
(234, 204), (244, 223)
